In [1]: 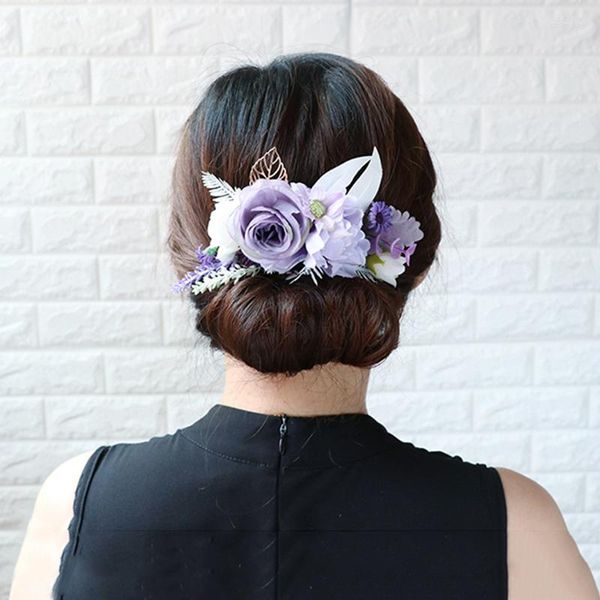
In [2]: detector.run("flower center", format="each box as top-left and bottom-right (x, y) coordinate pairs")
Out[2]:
(309, 199), (326, 219)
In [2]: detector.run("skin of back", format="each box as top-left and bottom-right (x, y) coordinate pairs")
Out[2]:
(9, 458), (600, 600)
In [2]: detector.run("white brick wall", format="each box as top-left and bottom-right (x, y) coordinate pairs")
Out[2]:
(0, 1), (599, 595)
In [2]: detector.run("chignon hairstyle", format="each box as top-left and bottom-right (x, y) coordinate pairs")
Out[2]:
(167, 52), (441, 376)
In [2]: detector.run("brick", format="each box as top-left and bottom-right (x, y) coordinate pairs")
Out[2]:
(162, 300), (196, 346)
(401, 293), (476, 345)
(409, 432), (530, 471)
(587, 475), (600, 511)
(538, 249), (600, 292)
(353, 7), (478, 55)
(0, 352), (103, 395)
(483, 106), (600, 151)
(422, 0), (543, 3)
(0, 305), (36, 348)
(370, 390), (472, 432)
(92, 57), (216, 105)
(31, 207), (158, 253)
(154, 6), (282, 54)
(166, 393), (221, 432)
(45, 396), (167, 439)
(0, 532), (23, 600)
(482, 8), (600, 55)
(0, 9), (19, 55)
(0, 488), (37, 530)
(0, 158), (93, 205)
(590, 388), (600, 428)
(479, 202), (598, 246)
(533, 431), (600, 471)
(414, 106), (479, 151)
(547, 58), (600, 103)
(105, 347), (223, 394)
(0, 58), (89, 106)
(476, 294), (593, 340)
(0, 398), (44, 439)
(28, 109), (155, 155)
(580, 544), (600, 570)
(533, 473), (586, 513)
(420, 58), (544, 103)
(0, 110), (24, 155)
(416, 343), (533, 389)
(155, 107), (187, 155)
(99, 253), (173, 300)
(565, 514), (600, 544)
(283, 5), (349, 53)
(0, 209), (30, 252)
(543, 155), (600, 200)
(95, 157), (173, 204)
(435, 153), (542, 200)
(359, 57), (418, 103)
(38, 302), (162, 346)
(369, 347), (416, 391)
(0, 257), (97, 300)
(536, 341), (600, 385)
(473, 387), (588, 430)
(0, 441), (98, 484)
(22, 6), (151, 55)
(432, 249), (538, 294)
(437, 202), (478, 249)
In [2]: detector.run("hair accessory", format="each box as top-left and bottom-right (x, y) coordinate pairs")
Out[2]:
(171, 147), (424, 295)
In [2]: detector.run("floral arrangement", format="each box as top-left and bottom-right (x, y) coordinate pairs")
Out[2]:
(171, 147), (424, 295)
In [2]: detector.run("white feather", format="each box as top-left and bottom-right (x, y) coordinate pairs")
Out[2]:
(201, 171), (239, 203)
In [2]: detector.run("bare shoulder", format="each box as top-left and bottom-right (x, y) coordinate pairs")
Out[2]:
(9, 450), (96, 600)
(496, 467), (599, 600)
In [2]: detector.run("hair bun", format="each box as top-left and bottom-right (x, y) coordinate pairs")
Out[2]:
(193, 274), (405, 375)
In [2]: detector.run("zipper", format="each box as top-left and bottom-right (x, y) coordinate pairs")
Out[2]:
(275, 414), (288, 599)
(278, 414), (288, 455)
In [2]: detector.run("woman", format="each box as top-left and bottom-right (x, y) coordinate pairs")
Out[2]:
(10, 53), (598, 600)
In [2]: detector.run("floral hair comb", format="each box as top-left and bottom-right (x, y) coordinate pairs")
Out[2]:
(171, 147), (424, 295)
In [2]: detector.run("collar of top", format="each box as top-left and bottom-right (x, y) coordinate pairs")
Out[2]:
(177, 403), (394, 470)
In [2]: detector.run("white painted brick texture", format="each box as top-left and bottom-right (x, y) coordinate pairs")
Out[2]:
(0, 1), (599, 595)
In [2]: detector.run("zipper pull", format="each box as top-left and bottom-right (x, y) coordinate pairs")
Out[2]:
(278, 415), (288, 456)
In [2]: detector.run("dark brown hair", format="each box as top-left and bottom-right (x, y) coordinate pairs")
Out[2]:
(167, 53), (441, 376)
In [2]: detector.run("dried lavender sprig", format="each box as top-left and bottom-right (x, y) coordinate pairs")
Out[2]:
(171, 245), (223, 294)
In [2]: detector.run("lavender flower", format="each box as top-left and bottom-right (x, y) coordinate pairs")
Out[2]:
(171, 245), (222, 294)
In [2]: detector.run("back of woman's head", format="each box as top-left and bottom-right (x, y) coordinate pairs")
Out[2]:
(167, 52), (441, 376)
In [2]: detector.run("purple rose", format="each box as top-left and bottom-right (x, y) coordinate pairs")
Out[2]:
(227, 179), (311, 273)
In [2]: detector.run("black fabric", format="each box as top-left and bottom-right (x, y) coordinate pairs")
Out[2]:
(52, 403), (508, 599)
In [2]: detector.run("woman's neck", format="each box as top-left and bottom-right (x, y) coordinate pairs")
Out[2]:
(219, 354), (371, 417)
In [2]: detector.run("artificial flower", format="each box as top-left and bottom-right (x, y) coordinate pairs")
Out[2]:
(365, 251), (407, 286)
(292, 182), (370, 277)
(227, 179), (311, 273)
(207, 195), (241, 264)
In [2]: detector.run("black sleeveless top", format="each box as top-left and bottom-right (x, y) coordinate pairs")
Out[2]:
(52, 403), (507, 599)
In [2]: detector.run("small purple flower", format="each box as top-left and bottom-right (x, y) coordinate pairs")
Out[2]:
(366, 200), (394, 234)
(171, 245), (222, 293)
(227, 179), (311, 273)
(368, 205), (424, 260)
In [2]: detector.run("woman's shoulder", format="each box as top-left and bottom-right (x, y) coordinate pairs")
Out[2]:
(496, 467), (599, 600)
(9, 449), (97, 599)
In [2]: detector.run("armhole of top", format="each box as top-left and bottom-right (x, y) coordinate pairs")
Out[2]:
(52, 445), (111, 600)
(483, 466), (509, 600)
